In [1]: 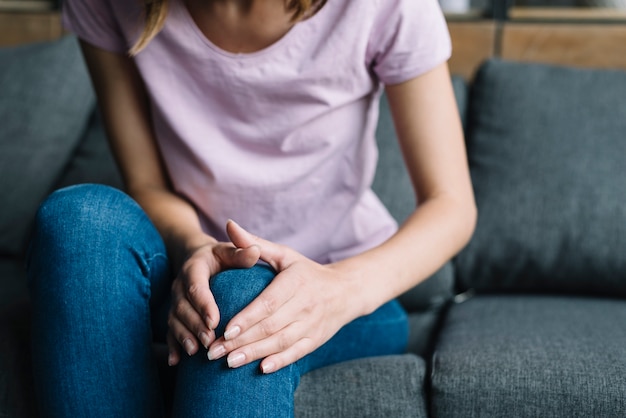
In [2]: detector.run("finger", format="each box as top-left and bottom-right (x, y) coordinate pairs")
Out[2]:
(221, 277), (297, 345)
(207, 304), (296, 361)
(226, 220), (295, 270)
(212, 242), (261, 270)
(170, 279), (215, 349)
(180, 262), (221, 330)
(166, 331), (180, 366)
(260, 338), (316, 374)
(167, 311), (200, 357)
(222, 323), (305, 369)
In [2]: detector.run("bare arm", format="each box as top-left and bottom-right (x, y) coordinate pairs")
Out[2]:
(336, 61), (477, 314)
(79, 41), (260, 364)
(79, 41), (211, 267)
(209, 62), (477, 372)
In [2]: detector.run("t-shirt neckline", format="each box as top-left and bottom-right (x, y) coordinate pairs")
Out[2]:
(176, 0), (305, 60)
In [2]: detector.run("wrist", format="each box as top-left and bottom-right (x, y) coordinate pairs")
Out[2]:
(183, 234), (218, 254)
(168, 232), (218, 272)
(329, 258), (384, 319)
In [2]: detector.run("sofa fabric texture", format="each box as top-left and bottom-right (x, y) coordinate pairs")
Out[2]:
(431, 295), (626, 417)
(3, 35), (626, 418)
(456, 59), (626, 296)
(295, 355), (428, 418)
(0, 36), (95, 257)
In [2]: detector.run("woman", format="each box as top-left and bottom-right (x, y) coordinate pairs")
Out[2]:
(27, 0), (476, 416)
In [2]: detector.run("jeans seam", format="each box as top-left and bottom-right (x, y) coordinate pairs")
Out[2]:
(131, 247), (168, 279)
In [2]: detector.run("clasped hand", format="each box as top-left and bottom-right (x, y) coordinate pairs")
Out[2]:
(166, 220), (355, 373)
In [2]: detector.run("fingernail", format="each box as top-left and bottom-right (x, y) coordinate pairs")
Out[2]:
(261, 362), (275, 374)
(206, 316), (216, 331)
(199, 332), (212, 349)
(183, 338), (195, 356)
(168, 353), (175, 366)
(227, 352), (246, 368)
(207, 344), (226, 360)
(224, 325), (240, 340)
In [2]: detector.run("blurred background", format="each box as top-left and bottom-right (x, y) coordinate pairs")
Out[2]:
(1, 0), (626, 78)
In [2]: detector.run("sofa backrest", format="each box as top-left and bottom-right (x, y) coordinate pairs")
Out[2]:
(455, 59), (626, 296)
(0, 36), (96, 257)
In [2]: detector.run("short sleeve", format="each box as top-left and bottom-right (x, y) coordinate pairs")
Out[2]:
(367, 0), (452, 85)
(62, 0), (129, 53)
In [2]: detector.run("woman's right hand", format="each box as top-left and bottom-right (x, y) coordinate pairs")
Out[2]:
(166, 238), (261, 366)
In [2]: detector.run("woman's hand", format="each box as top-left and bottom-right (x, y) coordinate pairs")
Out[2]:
(166, 237), (261, 366)
(206, 220), (361, 374)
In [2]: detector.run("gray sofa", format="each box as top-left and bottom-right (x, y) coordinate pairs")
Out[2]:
(1, 35), (625, 417)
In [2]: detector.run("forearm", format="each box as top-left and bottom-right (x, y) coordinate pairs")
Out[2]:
(78, 42), (217, 272)
(129, 186), (216, 272)
(334, 192), (476, 318)
(333, 63), (478, 319)
(214, 198), (476, 373)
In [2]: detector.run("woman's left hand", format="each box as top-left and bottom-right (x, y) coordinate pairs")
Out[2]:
(206, 220), (360, 373)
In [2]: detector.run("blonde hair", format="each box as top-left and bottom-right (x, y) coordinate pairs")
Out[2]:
(129, 0), (326, 56)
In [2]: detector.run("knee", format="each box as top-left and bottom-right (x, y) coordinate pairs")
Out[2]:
(210, 265), (276, 327)
(28, 184), (166, 300)
(33, 184), (134, 242)
(27, 184), (151, 286)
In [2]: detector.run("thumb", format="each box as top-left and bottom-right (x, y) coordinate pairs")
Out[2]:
(226, 219), (257, 249)
(226, 220), (294, 271)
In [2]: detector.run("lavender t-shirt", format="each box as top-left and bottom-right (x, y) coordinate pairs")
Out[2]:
(63, 0), (451, 264)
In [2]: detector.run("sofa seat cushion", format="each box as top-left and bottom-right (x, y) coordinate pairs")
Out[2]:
(456, 59), (626, 295)
(0, 257), (27, 309)
(0, 36), (95, 257)
(156, 346), (428, 418)
(430, 295), (626, 417)
(0, 298), (35, 418)
(295, 354), (427, 418)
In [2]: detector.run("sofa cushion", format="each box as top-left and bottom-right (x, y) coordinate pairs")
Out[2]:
(0, 36), (95, 256)
(154, 347), (429, 417)
(0, 298), (36, 418)
(295, 354), (427, 418)
(54, 111), (124, 191)
(430, 295), (626, 417)
(0, 258), (27, 311)
(456, 59), (626, 295)
(405, 310), (442, 357)
(151, 347), (427, 417)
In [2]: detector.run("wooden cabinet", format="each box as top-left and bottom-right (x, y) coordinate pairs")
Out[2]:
(501, 22), (626, 70)
(447, 6), (626, 79)
(448, 20), (498, 80)
(1, 5), (625, 78)
(0, 11), (63, 47)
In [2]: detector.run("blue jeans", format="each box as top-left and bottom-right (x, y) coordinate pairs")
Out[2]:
(27, 184), (408, 418)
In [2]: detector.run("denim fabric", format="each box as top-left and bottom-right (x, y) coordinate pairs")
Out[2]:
(431, 295), (626, 417)
(27, 184), (408, 418)
(457, 59), (626, 295)
(27, 184), (171, 417)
